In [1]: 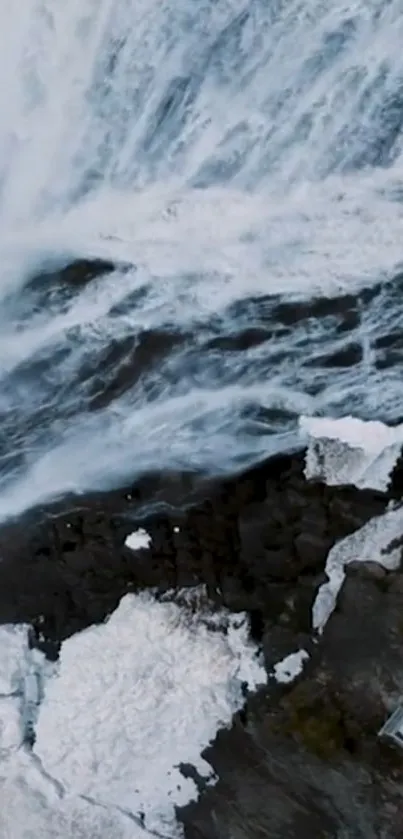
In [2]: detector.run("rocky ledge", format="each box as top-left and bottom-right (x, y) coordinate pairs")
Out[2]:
(0, 447), (402, 837)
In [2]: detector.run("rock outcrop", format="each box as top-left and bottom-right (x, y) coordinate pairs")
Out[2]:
(0, 451), (389, 653)
(0, 447), (402, 836)
(179, 560), (403, 839)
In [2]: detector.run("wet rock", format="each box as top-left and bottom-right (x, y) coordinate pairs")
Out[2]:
(88, 328), (188, 410)
(321, 573), (403, 724)
(49, 257), (118, 286)
(204, 326), (271, 353)
(0, 449), (392, 655)
(387, 572), (403, 595)
(0, 443), (402, 835)
(179, 570), (403, 839)
(307, 341), (363, 368)
(239, 454), (387, 585)
(179, 719), (340, 839)
(24, 257), (118, 297)
(262, 623), (313, 675)
(294, 531), (331, 571)
(346, 560), (388, 582)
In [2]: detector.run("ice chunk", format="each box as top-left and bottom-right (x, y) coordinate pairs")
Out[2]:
(272, 650), (309, 684)
(124, 528), (152, 550)
(313, 505), (403, 634)
(300, 415), (403, 491)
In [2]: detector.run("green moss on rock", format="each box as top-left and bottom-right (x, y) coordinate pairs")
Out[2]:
(278, 681), (357, 760)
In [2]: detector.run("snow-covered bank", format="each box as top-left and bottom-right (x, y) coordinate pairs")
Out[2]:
(0, 592), (265, 838)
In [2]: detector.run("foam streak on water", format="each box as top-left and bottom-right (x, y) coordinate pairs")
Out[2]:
(1, 1), (403, 516)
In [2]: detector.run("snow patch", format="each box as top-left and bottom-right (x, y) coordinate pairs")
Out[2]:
(300, 415), (403, 491)
(124, 528), (152, 551)
(0, 626), (56, 757)
(0, 624), (30, 695)
(0, 750), (145, 839)
(0, 625), (30, 756)
(0, 697), (22, 753)
(272, 650), (309, 684)
(313, 505), (403, 634)
(31, 591), (265, 837)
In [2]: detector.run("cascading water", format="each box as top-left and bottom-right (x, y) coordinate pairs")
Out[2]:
(1, 0), (403, 519)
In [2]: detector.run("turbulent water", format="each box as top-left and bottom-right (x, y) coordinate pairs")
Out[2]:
(1, 0), (403, 519)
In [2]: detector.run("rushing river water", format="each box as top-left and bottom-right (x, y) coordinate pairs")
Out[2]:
(1, 0), (403, 518)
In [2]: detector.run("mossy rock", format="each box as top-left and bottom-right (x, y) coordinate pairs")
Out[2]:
(277, 680), (357, 760)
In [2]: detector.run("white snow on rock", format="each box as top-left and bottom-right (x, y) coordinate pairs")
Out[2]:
(29, 591), (265, 837)
(272, 650), (309, 684)
(0, 593), (265, 838)
(124, 527), (152, 551)
(312, 504), (403, 634)
(0, 624), (30, 695)
(0, 626), (30, 757)
(0, 697), (22, 754)
(300, 415), (403, 491)
(299, 415), (403, 633)
(0, 643), (144, 839)
(0, 626), (56, 759)
(0, 751), (145, 839)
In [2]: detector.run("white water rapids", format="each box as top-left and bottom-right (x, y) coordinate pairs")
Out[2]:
(1, 0), (403, 518)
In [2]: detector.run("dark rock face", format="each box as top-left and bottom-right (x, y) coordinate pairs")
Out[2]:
(0, 447), (402, 836)
(27, 257), (118, 292)
(179, 565), (403, 839)
(0, 450), (388, 654)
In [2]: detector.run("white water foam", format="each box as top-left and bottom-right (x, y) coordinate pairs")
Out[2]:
(1, 2), (403, 516)
(0, 592), (265, 838)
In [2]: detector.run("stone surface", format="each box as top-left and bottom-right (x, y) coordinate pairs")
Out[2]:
(0, 451), (389, 655)
(0, 447), (402, 836)
(179, 568), (403, 839)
